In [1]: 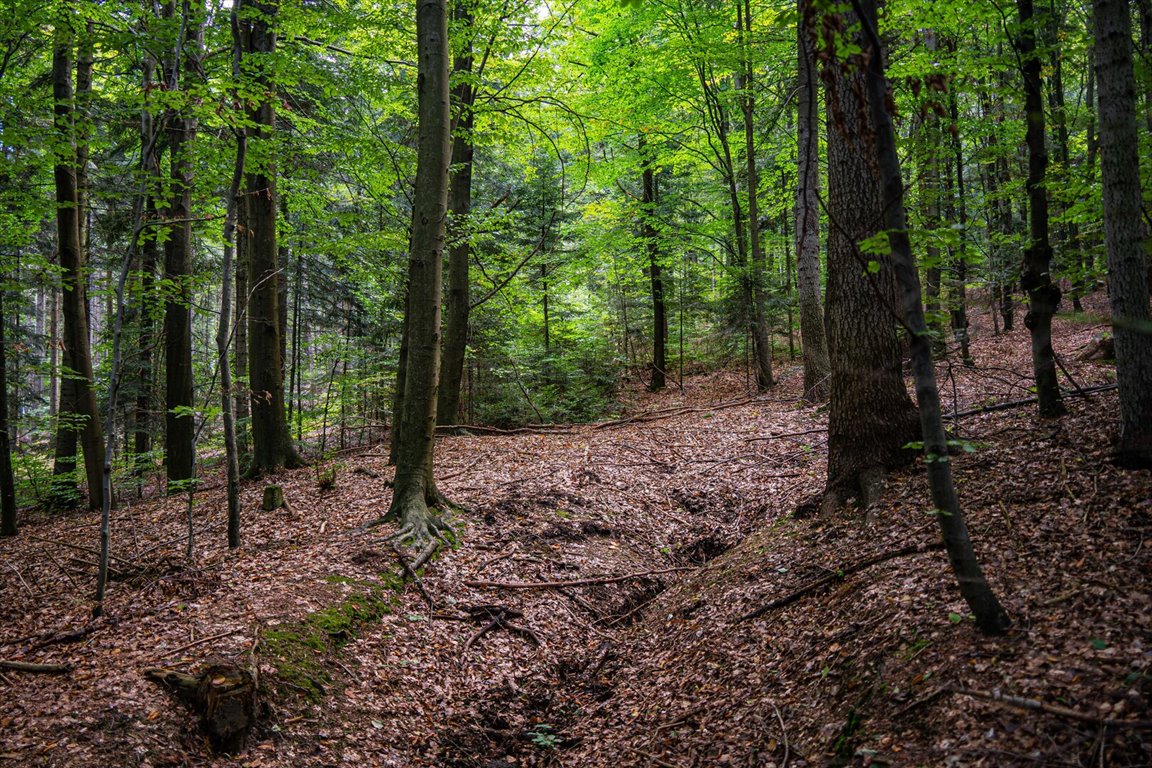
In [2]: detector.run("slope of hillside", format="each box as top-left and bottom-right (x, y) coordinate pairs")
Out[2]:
(1, 294), (1148, 768)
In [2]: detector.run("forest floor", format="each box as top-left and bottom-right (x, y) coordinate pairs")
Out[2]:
(1, 290), (1150, 768)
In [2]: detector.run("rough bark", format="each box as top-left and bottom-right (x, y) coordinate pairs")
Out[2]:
(239, 0), (302, 474)
(436, 0), (475, 424)
(850, 0), (1011, 635)
(1017, 0), (1065, 417)
(820, 0), (918, 512)
(51, 15), (104, 511)
(384, 0), (452, 541)
(796, 0), (830, 401)
(1094, 0), (1152, 467)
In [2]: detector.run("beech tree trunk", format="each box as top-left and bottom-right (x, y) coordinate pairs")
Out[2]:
(1017, 0), (1065, 417)
(947, 88), (973, 366)
(0, 286), (17, 537)
(641, 136), (666, 391)
(1094, 0), (1152, 467)
(162, 0), (202, 489)
(820, 0), (917, 512)
(795, 0), (830, 401)
(436, 2), (475, 424)
(385, 0), (452, 539)
(51, 14), (104, 511)
(239, 0), (302, 474)
(850, 0), (1011, 635)
(740, 0), (772, 391)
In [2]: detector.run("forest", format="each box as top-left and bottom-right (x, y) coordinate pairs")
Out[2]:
(0, 0), (1151, 765)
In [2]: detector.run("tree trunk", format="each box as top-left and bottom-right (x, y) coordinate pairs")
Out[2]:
(947, 88), (973, 366)
(1017, 0), (1065, 417)
(51, 14), (104, 511)
(641, 136), (666, 391)
(851, 0), (1011, 635)
(796, 0), (830, 401)
(0, 286), (17, 537)
(239, 0), (302, 474)
(1094, 0), (1152, 467)
(162, 0), (202, 490)
(820, 0), (918, 512)
(384, 0), (452, 541)
(436, 2), (475, 425)
(740, 0), (772, 391)
(234, 197), (250, 459)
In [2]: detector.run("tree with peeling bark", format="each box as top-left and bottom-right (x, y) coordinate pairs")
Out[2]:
(1093, 0), (1152, 468)
(374, 0), (453, 562)
(818, 0), (918, 514)
(849, 0), (1011, 635)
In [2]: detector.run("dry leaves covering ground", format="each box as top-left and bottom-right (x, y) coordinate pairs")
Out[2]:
(1, 291), (1149, 768)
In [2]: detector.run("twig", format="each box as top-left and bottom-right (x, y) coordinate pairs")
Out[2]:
(769, 700), (790, 767)
(947, 685), (1152, 729)
(152, 629), (247, 661)
(623, 745), (683, 768)
(945, 384), (1118, 420)
(740, 541), (945, 621)
(3, 562), (35, 598)
(25, 534), (138, 566)
(0, 659), (71, 674)
(744, 427), (828, 442)
(464, 566), (692, 590)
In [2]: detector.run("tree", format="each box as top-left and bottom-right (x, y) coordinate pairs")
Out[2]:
(0, 284), (17, 537)
(378, 0), (452, 558)
(848, 0), (1011, 636)
(436, 0), (476, 424)
(1017, 0), (1065, 417)
(819, 0), (918, 512)
(238, 0), (302, 474)
(640, 134), (666, 391)
(162, 0), (204, 489)
(1094, 0), (1152, 467)
(51, 9), (104, 511)
(795, 0), (830, 402)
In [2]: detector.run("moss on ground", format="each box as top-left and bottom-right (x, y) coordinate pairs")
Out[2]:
(260, 571), (405, 700)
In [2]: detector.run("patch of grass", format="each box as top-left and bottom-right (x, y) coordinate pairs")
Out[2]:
(260, 570), (405, 700)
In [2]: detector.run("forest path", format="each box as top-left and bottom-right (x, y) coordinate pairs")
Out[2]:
(1, 292), (1148, 768)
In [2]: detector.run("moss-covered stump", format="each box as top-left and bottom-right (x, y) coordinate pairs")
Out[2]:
(145, 662), (257, 754)
(262, 485), (285, 511)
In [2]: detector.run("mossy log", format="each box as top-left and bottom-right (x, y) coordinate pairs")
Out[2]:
(145, 661), (256, 753)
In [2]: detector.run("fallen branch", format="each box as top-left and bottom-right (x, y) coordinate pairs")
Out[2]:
(744, 427), (828, 442)
(946, 384), (1118, 420)
(947, 685), (1152, 729)
(0, 659), (71, 674)
(740, 541), (945, 621)
(151, 629), (248, 661)
(465, 566), (692, 591)
(457, 605), (541, 651)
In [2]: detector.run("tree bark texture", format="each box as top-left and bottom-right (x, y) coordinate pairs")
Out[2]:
(850, 0), (1011, 635)
(437, 3), (475, 425)
(1094, 0), (1152, 467)
(1017, 0), (1065, 417)
(387, 0), (451, 538)
(239, 0), (301, 474)
(0, 287), (18, 537)
(51, 15), (105, 511)
(796, 0), (830, 401)
(820, 0), (917, 511)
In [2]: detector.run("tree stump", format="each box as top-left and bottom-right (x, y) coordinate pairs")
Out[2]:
(262, 485), (284, 511)
(145, 662), (257, 754)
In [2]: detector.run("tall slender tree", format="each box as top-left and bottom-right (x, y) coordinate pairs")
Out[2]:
(640, 134), (666, 391)
(1017, 0), (1065, 417)
(51, 10), (104, 511)
(1094, 0), (1152, 467)
(795, 0), (830, 401)
(377, 0), (452, 557)
(238, 0), (302, 474)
